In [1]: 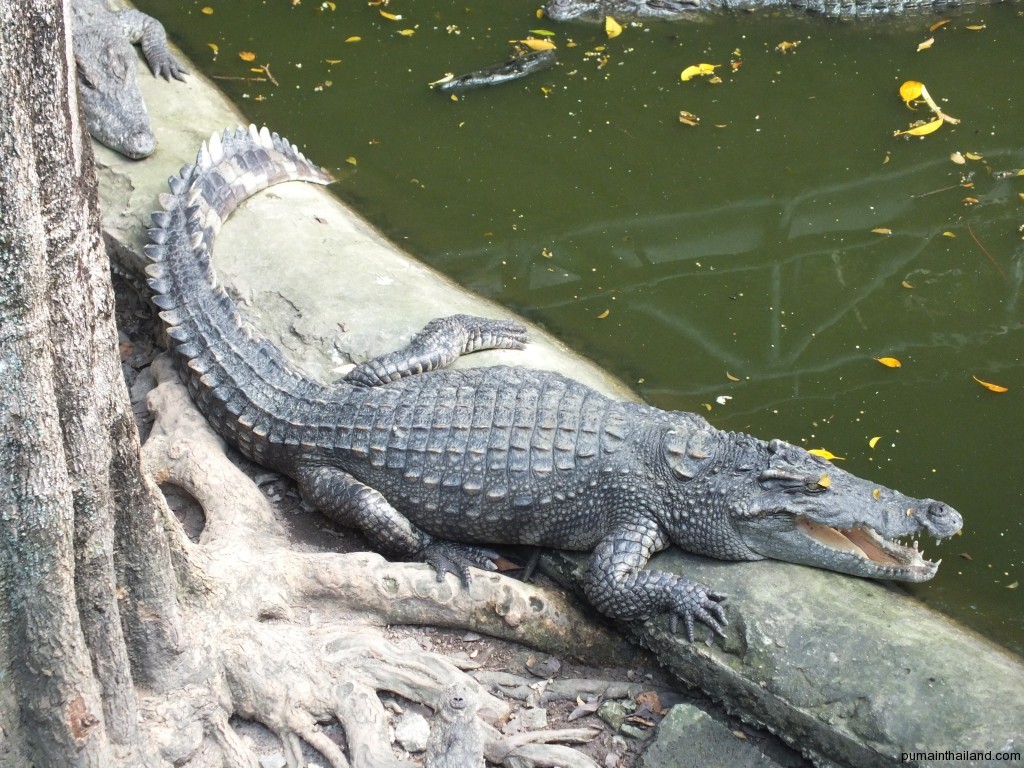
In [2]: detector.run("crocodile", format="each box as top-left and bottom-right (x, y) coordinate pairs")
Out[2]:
(145, 126), (963, 640)
(71, 0), (187, 159)
(434, 49), (557, 95)
(544, 0), (1001, 20)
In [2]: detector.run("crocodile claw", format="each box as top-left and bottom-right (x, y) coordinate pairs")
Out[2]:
(669, 585), (728, 642)
(422, 542), (500, 586)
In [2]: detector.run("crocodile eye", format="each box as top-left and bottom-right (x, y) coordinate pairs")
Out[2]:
(804, 481), (827, 494)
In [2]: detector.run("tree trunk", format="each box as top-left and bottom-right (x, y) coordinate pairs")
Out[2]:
(0, 1), (174, 765)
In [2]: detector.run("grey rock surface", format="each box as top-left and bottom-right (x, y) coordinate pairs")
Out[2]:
(642, 704), (782, 768)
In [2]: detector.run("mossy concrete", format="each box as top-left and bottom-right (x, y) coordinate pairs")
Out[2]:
(92, 28), (1023, 768)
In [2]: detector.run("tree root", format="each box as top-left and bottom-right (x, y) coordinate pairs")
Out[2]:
(135, 355), (623, 767)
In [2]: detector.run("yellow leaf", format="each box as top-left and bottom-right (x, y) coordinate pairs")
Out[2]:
(917, 37), (935, 51)
(345, 36), (361, 42)
(972, 375), (1008, 393)
(942, 231), (956, 238)
(517, 38), (557, 51)
(201, 6), (214, 14)
(324, 1), (336, 9)
(678, 110), (700, 127)
(872, 488), (881, 500)
(529, 28), (557, 36)
(1008, 581), (1019, 589)
(379, 10), (401, 20)
(874, 356), (902, 368)
(899, 80), (924, 106)
(950, 151), (966, 165)
(680, 63), (720, 82)
(345, 156), (357, 166)
(239, 51), (256, 62)
(597, 309), (610, 319)
(895, 117), (944, 137)
(965, 152), (984, 160)
(605, 16), (623, 38)
(817, 473), (831, 488)
(725, 371), (740, 382)
(869, 436), (881, 449)
(871, 227), (892, 235)
(962, 197), (980, 206)
(929, 19), (950, 31)
(901, 280), (914, 288)
(775, 40), (801, 53)
(207, 43), (219, 55)
(965, 24), (986, 29)
(808, 448), (845, 461)
(325, 58), (341, 64)
(398, 28), (415, 36)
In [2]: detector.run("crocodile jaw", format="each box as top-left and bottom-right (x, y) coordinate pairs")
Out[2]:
(793, 516), (941, 581)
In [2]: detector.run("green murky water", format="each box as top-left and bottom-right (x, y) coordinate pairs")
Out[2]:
(134, 0), (1023, 654)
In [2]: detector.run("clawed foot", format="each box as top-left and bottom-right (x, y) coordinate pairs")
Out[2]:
(422, 541), (499, 586)
(669, 583), (728, 642)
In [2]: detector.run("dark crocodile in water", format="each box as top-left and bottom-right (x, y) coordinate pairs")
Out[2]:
(71, 0), (186, 158)
(434, 49), (557, 95)
(145, 126), (963, 640)
(545, 0), (1004, 19)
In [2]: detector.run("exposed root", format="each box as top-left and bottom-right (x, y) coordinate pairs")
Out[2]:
(133, 355), (623, 766)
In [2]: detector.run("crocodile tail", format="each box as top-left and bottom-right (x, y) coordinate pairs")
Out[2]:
(144, 126), (334, 461)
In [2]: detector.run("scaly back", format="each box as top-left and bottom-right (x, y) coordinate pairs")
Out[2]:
(144, 125), (334, 455)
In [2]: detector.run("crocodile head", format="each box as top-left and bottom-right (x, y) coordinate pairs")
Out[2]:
(74, 30), (156, 159)
(545, 0), (701, 22)
(662, 427), (962, 581)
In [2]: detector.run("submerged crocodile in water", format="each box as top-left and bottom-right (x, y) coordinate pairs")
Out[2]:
(71, 0), (187, 158)
(545, 0), (1005, 20)
(433, 49), (557, 95)
(145, 127), (963, 640)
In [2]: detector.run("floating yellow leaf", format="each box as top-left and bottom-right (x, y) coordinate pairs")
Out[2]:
(379, 9), (401, 20)
(681, 63), (720, 82)
(899, 80), (924, 106)
(950, 151), (966, 164)
(965, 24), (986, 30)
(871, 227), (892, 235)
(605, 16), (623, 38)
(207, 43), (219, 55)
(345, 36), (361, 42)
(809, 448), (845, 461)
(963, 197), (980, 206)
(1008, 581), (1019, 589)
(965, 152), (984, 160)
(901, 280), (914, 288)
(517, 38), (557, 51)
(398, 28), (415, 36)
(775, 40), (801, 53)
(894, 117), (944, 137)
(897, 81), (959, 124)
(678, 110), (700, 127)
(597, 309), (610, 319)
(201, 6), (214, 14)
(972, 375), (1008, 393)
(529, 28), (557, 36)
(325, 58), (341, 64)
(917, 37), (934, 51)
(869, 436), (881, 449)
(239, 51), (256, 62)
(942, 231), (956, 238)
(725, 371), (740, 382)
(874, 356), (902, 368)
(345, 156), (357, 166)
(324, 1), (336, 9)
(929, 19), (950, 31)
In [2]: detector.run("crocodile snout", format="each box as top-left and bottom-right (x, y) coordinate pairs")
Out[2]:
(921, 501), (962, 539)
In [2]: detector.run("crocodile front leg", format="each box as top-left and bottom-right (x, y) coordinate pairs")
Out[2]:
(296, 466), (499, 583)
(346, 314), (528, 387)
(116, 9), (187, 81)
(584, 523), (728, 642)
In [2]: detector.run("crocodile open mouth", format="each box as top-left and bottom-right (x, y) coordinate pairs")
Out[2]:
(795, 516), (940, 577)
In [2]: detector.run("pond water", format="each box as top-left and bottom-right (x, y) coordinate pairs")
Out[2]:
(133, 0), (1023, 655)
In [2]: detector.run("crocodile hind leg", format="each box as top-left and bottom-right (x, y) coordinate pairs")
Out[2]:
(345, 314), (528, 387)
(297, 465), (499, 583)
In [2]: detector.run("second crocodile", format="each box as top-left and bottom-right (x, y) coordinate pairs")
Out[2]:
(545, 0), (1006, 20)
(72, 0), (187, 159)
(145, 127), (963, 641)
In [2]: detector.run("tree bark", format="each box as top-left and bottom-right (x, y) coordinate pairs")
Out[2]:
(0, 1), (170, 765)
